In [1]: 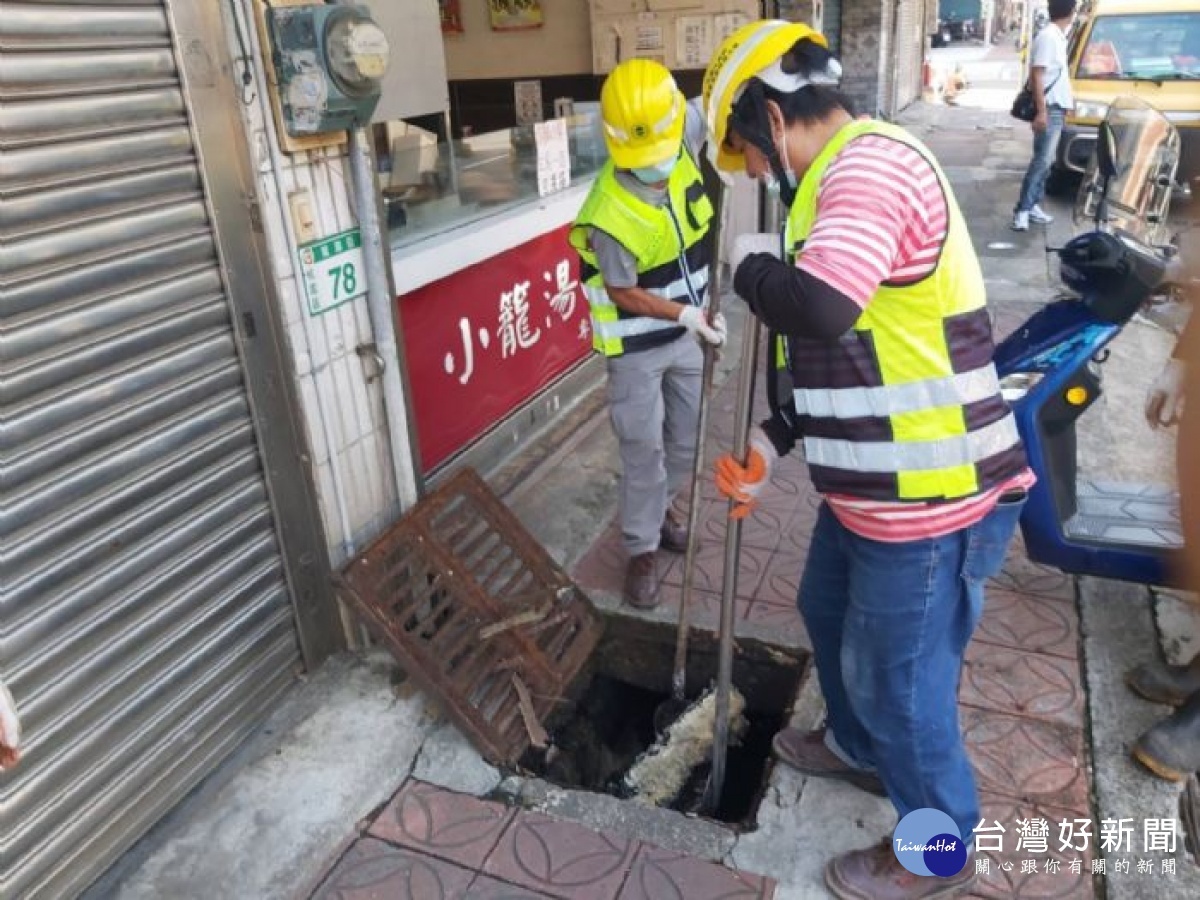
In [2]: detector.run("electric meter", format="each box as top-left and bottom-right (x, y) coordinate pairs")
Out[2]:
(266, 3), (390, 136)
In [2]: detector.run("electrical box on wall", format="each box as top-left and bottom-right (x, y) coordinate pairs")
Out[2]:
(264, 2), (389, 138)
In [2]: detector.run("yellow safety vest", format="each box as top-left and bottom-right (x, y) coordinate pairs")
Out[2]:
(569, 147), (713, 357)
(783, 119), (1026, 501)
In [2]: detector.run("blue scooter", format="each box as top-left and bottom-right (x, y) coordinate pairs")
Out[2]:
(993, 97), (1186, 587)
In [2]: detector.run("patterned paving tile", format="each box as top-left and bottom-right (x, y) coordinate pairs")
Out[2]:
(616, 844), (775, 899)
(779, 500), (819, 553)
(464, 873), (557, 898)
(482, 811), (638, 900)
(653, 580), (758, 631)
(659, 539), (769, 598)
(571, 522), (627, 594)
(311, 838), (476, 900)
(369, 780), (514, 870)
(989, 539), (1076, 602)
(754, 546), (806, 608)
(970, 793), (1096, 899)
(975, 589), (1080, 659)
(573, 522), (685, 598)
(962, 708), (1089, 809)
(692, 497), (786, 553)
(730, 472), (808, 526)
(961, 642), (1085, 728)
(742, 597), (808, 646)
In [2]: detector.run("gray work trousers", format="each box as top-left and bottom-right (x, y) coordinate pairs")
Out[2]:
(605, 335), (704, 556)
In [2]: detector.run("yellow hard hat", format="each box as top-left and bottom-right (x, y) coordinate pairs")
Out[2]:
(600, 58), (686, 170)
(702, 20), (830, 172)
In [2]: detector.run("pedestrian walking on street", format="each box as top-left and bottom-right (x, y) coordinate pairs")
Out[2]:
(569, 59), (726, 610)
(1012, 0), (1077, 231)
(703, 19), (1034, 898)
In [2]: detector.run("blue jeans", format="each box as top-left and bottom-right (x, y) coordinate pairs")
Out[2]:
(1016, 107), (1066, 213)
(797, 497), (1026, 839)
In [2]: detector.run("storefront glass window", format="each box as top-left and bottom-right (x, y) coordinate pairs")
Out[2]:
(380, 109), (606, 248)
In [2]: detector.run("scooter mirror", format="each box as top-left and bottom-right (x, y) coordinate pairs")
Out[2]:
(1096, 121), (1120, 183)
(1074, 98), (1180, 247)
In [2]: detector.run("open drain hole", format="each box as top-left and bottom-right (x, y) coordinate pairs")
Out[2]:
(517, 616), (807, 829)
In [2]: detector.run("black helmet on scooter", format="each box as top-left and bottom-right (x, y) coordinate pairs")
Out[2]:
(1058, 231), (1167, 324)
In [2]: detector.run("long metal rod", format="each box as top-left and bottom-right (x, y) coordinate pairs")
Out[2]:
(707, 296), (762, 809)
(708, 183), (779, 809)
(670, 183), (731, 702)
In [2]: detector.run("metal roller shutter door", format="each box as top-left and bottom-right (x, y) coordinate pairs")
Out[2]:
(2, 2), (302, 896)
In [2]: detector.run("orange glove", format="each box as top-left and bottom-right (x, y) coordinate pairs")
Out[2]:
(714, 427), (778, 519)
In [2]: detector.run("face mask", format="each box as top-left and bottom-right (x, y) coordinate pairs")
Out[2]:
(779, 130), (798, 190)
(756, 127), (795, 202)
(631, 157), (676, 184)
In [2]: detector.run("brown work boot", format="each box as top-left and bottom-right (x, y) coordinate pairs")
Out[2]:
(825, 839), (976, 900)
(624, 553), (658, 609)
(772, 727), (887, 797)
(1127, 652), (1200, 706)
(660, 510), (689, 554)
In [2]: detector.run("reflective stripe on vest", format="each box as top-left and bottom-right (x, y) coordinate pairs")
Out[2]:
(569, 145), (713, 358)
(783, 120), (1026, 501)
(586, 261), (709, 342)
(803, 416), (1021, 473)
(793, 365), (1000, 419)
(583, 265), (710, 311)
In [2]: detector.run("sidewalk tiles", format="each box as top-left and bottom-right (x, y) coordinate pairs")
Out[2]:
(308, 779), (776, 900)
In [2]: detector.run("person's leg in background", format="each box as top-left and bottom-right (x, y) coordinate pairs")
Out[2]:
(659, 336), (704, 551)
(1014, 107), (1066, 228)
(607, 343), (670, 608)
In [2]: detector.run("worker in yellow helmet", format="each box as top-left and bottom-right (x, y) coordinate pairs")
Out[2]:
(704, 20), (1031, 897)
(570, 58), (726, 609)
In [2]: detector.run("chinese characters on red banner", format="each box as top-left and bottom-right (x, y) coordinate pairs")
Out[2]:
(399, 225), (591, 473)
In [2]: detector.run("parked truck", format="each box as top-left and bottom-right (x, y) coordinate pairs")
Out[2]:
(938, 0), (984, 41)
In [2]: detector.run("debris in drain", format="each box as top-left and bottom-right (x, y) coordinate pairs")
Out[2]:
(623, 686), (748, 808)
(523, 675), (780, 825)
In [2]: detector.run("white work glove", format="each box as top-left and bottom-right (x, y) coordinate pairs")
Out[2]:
(1, 679), (20, 771)
(678, 306), (727, 347)
(1146, 358), (1186, 429)
(730, 232), (782, 277)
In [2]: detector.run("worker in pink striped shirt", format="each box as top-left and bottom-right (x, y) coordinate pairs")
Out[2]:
(704, 20), (1033, 898)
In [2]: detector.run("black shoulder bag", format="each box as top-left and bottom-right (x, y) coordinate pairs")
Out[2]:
(1011, 70), (1061, 122)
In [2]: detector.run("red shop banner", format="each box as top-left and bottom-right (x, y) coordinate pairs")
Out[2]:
(398, 224), (593, 473)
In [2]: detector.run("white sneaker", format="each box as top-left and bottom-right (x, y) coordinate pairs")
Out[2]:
(1029, 205), (1054, 225)
(1011, 211), (1030, 231)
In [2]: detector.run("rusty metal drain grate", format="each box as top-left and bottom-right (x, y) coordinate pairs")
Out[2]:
(335, 468), (602, 766)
